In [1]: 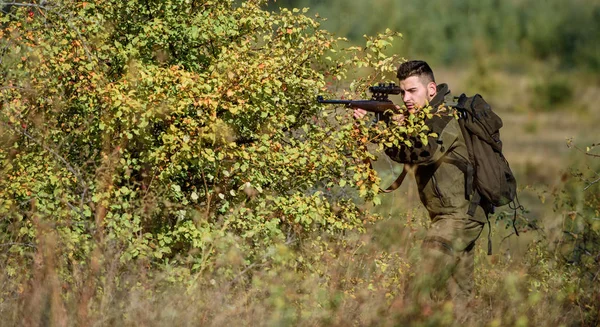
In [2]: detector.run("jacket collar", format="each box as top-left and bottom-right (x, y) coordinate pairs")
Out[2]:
(429, 83), (450, 109)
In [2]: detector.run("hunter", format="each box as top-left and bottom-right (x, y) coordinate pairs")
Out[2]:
(354, 60), (490, 312)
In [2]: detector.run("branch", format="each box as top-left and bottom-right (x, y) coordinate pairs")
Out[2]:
(0, 120), (87, 190)
(1, 2), (49, 10)
(584, 175), (600, 191)
(0, 242), (36, 248)
(567, 138), (600, 158)
(500, 231), (515, 245)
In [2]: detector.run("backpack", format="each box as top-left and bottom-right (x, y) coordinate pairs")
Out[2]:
(452, 94), (521, 253)
(380, 93), (518, 208)
(452, 93), (516, 208)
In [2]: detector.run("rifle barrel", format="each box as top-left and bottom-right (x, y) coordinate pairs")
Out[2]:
(317, 97), (353, 106)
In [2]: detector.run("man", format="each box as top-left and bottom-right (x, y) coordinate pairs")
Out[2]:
(355, 60), (488, 311)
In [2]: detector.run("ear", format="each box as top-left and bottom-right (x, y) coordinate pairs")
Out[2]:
(427, 82), (437, 99)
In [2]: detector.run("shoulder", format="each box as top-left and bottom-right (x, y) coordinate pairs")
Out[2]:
(426, 113), (457, 136)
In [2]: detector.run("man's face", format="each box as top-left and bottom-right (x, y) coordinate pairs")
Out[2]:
(399, 75), (436, 112)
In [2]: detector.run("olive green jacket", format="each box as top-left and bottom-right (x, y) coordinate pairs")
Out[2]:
(385, 84), (487, 223)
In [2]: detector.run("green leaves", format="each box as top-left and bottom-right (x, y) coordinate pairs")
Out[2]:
(0, 0), (406, 279)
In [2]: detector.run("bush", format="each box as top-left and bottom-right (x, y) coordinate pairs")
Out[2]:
(0, 1), (428, 324)
(531, 75), (574, 111)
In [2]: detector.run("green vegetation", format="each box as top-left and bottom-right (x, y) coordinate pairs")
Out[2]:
(271, 0), (600, 72)
(1, 0), (599, 326)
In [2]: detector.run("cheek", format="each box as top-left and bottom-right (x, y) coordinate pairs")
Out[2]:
(415, 90), (428, 106)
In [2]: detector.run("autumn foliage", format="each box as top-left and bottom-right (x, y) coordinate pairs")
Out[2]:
(0, 0), (415, 305)
(2, 1), (599, 326)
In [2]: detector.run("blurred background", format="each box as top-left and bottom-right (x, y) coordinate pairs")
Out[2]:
(270, 0), (599, 73)
(271, 0), (600, 255)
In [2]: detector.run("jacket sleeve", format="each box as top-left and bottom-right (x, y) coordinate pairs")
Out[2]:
(385, 116), (460, 165)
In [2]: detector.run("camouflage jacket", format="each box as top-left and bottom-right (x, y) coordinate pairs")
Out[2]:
(385, 84), (487, 223)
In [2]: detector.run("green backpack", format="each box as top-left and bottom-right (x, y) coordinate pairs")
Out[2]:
(451, 94), (521, 254)
(452, 93), (517, 208)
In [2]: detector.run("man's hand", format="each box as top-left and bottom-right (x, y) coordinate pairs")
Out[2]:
(390, 105), (417, 124)
(391, 112), (406, 124)
(353, 108), (367, 119)
(354, 105), (407, 124)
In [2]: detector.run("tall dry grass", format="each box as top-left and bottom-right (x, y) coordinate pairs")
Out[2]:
(1, 213), (592, 327)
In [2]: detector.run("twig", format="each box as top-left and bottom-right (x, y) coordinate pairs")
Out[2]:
(584, 176), (600, 191)
(0, 242), (36, 248)
(500, 231), (516, 245)
(201, 168), (211, 216)
(229, 261), (268, 285)
(0, 86), (26, 91)
(65, 201), (85, 218)
(143, 168), (157, 200)
(0, 2), (49, 10)
(567, 138), (600, 158)
(0, 120), (87, 191)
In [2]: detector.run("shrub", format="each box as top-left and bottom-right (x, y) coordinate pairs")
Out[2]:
(0, 0), (430, 317)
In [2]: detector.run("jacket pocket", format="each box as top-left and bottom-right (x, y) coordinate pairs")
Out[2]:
(431, 173), (447, 207)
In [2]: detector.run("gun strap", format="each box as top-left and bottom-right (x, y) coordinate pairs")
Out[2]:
(364, 159), (410, 193)
(379, 164), (411, 193)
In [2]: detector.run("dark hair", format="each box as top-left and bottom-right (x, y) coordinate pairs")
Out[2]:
(396, 60), (435, 83)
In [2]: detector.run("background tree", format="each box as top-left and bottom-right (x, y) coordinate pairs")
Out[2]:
(270, 0), (600, 72)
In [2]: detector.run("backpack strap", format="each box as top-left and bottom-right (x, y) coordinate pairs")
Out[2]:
(455, 94), (483, 216)
(467, 191), (493, 255)
(442, 157), (474, 200)
(485, 210), (493, 255)
(455, 94), (476, 166)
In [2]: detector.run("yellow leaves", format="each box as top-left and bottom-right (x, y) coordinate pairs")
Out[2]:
(0, 0), (401, 273)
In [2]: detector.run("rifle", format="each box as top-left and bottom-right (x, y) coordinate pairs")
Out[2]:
(318, 83), (411, 193)
(316, 83), (402, 115)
